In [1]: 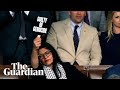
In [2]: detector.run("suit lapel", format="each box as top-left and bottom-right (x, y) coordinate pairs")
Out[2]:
(76, 22), (87, 56)
(63, 19), (75, 55)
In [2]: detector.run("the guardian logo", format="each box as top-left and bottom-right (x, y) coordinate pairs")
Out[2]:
(3, 62), (44, 76)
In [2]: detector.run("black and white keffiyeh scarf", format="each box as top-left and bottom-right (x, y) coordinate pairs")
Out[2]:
(43, 63), (67, 79)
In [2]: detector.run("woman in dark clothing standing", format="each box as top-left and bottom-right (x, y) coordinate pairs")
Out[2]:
(30, 35), (88, 79)
(0, 11), (52, 65)
(100, 11), (120, 65)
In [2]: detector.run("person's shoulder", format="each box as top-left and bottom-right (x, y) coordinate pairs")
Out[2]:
(84, 22), (96, 30)
(61, 62), (78, 70)
(84, 22), (98, 33)
(52, 19), (69, 26)
(61, 62), (74, 69)
(61, 62), (89, 79)
(61, 62), (76, 72)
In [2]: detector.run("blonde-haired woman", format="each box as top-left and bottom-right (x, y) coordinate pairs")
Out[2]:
(100, 11), (120, 65)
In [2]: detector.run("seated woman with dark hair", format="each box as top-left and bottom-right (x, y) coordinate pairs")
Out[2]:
(30, 35), (88, 79)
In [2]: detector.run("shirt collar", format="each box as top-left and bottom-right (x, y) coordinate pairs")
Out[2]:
(70, 19), (83, 28)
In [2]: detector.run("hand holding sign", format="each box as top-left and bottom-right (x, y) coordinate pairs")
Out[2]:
(33, 35), (41, 50)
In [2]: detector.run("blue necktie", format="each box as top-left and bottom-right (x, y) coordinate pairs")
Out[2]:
(20, 11), (26, 38)
(73, 25), (79, 52)
(84, 12), (90, 25)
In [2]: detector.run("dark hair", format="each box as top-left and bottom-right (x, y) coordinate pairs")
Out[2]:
(39, 42), (63, 78)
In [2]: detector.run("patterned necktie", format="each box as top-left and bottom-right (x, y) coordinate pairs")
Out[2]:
(73, 25), (79, 52)
(84, 12), (90, 25)
(20, 11), (26, 38)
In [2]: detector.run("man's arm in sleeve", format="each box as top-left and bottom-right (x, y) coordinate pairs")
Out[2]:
(89, 28), (102, 66)
(46, 23), (57, 50)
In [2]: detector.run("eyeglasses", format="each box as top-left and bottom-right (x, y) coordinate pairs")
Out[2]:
(38, 50), (51, 59)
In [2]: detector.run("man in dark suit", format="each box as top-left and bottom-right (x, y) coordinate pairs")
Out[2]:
(0, 11), (52, 65)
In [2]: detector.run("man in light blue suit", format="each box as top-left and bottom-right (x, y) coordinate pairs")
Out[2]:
(56, 11), (106, 33)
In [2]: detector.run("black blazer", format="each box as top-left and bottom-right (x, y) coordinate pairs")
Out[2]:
(30, 62), (88, 79)
(0, 11), (52, 64)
